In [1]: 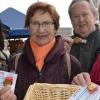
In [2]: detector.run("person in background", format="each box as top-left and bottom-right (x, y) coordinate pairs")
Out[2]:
(0, 2), (91, 100)
(0, 20), (4, 51)
(67, 0), (100, 73)
(3, 40), (10, 59)
(0, 20), (8, 70)
(98, 0), (100, 22)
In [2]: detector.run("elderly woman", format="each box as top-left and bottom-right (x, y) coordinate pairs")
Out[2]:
(0, 2), (91, 100)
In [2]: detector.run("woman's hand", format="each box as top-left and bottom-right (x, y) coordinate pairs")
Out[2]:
(72, 72), (91, 86)
(0, 86), (17, 100)
(64, 37), (74, 52)
(64, 37), (74, 46)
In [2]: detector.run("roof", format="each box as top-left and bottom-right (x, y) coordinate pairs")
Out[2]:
(0, 7), (29, 39)
(0, 7), (25, 29)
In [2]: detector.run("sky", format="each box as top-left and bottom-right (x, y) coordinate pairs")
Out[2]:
(0, 0), (72, 27)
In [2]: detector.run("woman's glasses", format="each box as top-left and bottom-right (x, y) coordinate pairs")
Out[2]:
(30, 21), (54, 29)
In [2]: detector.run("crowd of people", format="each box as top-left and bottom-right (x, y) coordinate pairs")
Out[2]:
(0, 0), (100, 100)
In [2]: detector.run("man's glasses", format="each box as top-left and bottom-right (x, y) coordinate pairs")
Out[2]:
(30, 21), (54, 29)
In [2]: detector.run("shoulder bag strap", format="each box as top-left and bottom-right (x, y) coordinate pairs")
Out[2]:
(66, 52), (71, 79)
(14, 53), (21, 71)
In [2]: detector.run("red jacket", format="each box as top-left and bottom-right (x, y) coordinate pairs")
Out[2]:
(90, 54), (100, 85)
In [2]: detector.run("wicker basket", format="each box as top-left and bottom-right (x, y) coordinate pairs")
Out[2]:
(24, 83), (80, 100)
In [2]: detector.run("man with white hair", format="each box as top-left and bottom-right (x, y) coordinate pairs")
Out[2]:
(67, 0), (100, 73)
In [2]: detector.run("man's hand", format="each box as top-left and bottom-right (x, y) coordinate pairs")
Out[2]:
(72, 72), (91, 86)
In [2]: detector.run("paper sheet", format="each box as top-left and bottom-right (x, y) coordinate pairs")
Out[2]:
(70, 85), (100, 100)
(0, 70), (17, 91)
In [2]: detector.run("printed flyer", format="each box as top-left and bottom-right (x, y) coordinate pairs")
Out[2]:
(70, 84), (100, 100)
(0, 70), (17, 91)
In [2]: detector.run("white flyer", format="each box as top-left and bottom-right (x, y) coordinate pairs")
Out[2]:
(69, 85), (100, 100)
(0, 70), (17, 91)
